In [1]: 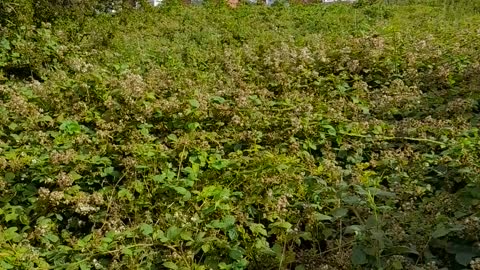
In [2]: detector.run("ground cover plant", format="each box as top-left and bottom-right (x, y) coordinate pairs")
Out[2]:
(1, 0), (480, 269)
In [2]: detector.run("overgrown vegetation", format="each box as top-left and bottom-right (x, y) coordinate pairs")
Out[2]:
(1, 1), (480, 269)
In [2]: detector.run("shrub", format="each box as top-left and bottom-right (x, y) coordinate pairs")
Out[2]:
(1, 2), (480, 269)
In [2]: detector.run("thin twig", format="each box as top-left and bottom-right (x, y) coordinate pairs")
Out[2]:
(322, 240), (355, 254)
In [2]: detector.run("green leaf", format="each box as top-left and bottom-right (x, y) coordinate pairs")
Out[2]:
(45, 233), (59, 243)
(163, 262), (178, 270)
(3, 227), (20, 242)
(323, 125), (336, 136)
(122, 247), (133, 256)
(0, 39), (11, 50)
(229, 247), (244, 260)
(187, 122), (200, 131)
(351, 245), (368, 265)
(209, 215), (236, 230)
(455, 251), (475, 266)
(5, 212), (18, 222)
(202, 244), (211, 253)
(166, 226), (181, 241)
(140, 223), (153, 236)
(211, 159), (230, 170)
(70, 171), (83, 181)
(19, 214), (29, 225)
(152, 174), (166, 183)
(269, 221), (292, 230)
(0, 261), (14, 269)
(188, 99), (200, 109)
(211, 96), (226, 104)
(4, 172), (15, 182)
(432, 224), (463, 239)
(447, 243), (480, 266)
(249, 223), (267, 236)
(368, 187), (396, 198)
(331, 208), (348, 219)
(386, 246), (419, 256)
(154, 230), (167, 242)
(77, 234), (92, 248)
(314, 213), (332, 221)
(133, 180), (144, 193)
(172, 186), (188, 195)
(79, 262), (91, 270)
(228, 229), (238, 240)
(102, 233), (114, 243)
(180, 230), (193, 241)
(218, 262), (229, 269)
(223, 215), (236, 226)
(307, 140), (317, 150)
(342, 195), (362, 205)
(167, 134), (178, 142)
(118, 188), (133, 201)
(59, 120), (81, 135)
(172, 186), (191, 201)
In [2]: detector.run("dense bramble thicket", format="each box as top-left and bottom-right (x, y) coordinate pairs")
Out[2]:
(1, 1), (480, 269)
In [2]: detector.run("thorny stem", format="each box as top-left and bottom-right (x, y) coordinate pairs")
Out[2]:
(278, 240), (287, 270)
(177, 145), (187, 181)
(323, 240), (355, 254)
(340, 132), (446, 146)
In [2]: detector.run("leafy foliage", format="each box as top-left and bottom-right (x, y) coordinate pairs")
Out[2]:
(1, 1), (480, 269)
